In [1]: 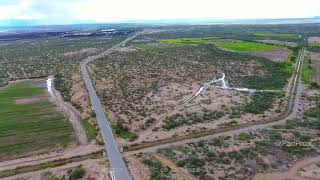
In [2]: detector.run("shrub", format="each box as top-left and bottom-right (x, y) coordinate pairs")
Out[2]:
(68, 165), (85, 180)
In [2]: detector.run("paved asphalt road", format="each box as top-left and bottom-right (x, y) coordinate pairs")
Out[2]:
(80, 32), (142, 180)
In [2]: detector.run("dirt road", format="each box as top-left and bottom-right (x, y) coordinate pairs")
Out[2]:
(124, 48), (306, 154)
(153, 154), (198, 180)
(0, 143), (103, 172)
(48, 76), (88, 145)
(253, 155), (320, 180)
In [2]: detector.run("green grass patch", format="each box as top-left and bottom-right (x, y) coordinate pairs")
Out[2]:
(302, 55), (312, 83)
(81, 118), (97, 140)
(160, 36), (220, 43)
(68, 165), (85, 180)
(253, 33), (298, 38)
(216, 41), (281, 51)
(0, 82), (74, 160)
(112, 123), (138, 141)
(309, 42), (320, 48)
(236, 133), (253, 142)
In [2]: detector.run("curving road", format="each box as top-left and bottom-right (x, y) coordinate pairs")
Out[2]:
(80, 32), (142, 180)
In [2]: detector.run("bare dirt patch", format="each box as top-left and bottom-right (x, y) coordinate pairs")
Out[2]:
(0, 143), (103, 172)
(308, 37), (320, 43)
(243, 48), (291, 62)
(256, 40), (298, 47)
(126, 155), (150, 180)
(4, 159), (110, 180)
(254, 156), (320, 180)
(63, 48), (98, 57)
(311, 52), (320, 84)
(70, 74), (91, 117)
(15, 97), (44, 105)
(114, 46), (138, 52)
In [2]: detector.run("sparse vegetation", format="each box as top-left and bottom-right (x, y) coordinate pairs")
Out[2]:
(162, 111), (224, 130)
(54, 74), (71, 101)
(142, 158), (171, 180)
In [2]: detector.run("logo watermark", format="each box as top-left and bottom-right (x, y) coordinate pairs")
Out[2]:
(274, 140), (311, 147)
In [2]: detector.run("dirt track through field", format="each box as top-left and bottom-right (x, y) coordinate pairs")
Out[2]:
(0, 143), (102, 172)
(153, 154), (198, 180)
(123, 49), (305, 154)
(253, 156), (320, 180)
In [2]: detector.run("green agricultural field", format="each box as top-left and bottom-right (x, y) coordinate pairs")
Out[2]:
(160, 36), (220, 43)
(0, 81), (74, 160)
(216, 41), (281, 51)
(310, 42), (320, 48)
(253, 33), (298, 38)
(134, 42), (196, 50)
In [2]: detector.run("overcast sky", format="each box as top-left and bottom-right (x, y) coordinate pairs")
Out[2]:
(0, 0), (319, 24)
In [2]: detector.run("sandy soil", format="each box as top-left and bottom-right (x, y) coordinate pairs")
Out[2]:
(0, 142), (103, 172)
(64, 48), (98, 57)
(122, 82), (286, 146)
(243, 48), (291, 62)
(256, 40), (298, 47)
(113, 46), (137, 52)
(253, 156), (320, 180)
(126, 155), (149, 180)
(15, 97), (45, 105)
(3, 159), (110, 180)
(311, 52), (320, 84)
(253, 81), (320, 180)
(50, 76), (88, 145)
(308, 37), (320, 43)
(70, 74), (91, 117)
(153, 154), (198, 180)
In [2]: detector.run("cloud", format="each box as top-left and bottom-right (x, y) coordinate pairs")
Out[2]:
(0, 0), (319, 24)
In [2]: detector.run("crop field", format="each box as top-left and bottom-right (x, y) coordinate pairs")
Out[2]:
(0, 80), (74, 160)
(142, 24), (320, 44)
(90, 39), (290, 144)
(215, 40), (281, 51)
(253, 32), (298, 38)
(310, 42), (320, 48)
(159, 36), (220, 43)
(0, 31), (130, 121)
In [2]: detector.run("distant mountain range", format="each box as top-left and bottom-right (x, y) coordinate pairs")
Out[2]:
(1, 17), (320, 27)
